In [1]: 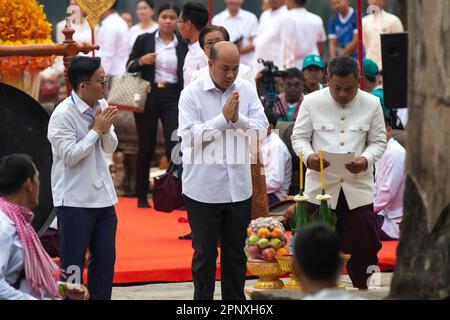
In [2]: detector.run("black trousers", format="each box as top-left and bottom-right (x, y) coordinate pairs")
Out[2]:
(134, 86), (181, 198)
(184, 195), (252, 300)
(57, 206), (117, 300)
(307, 190), (382, 289)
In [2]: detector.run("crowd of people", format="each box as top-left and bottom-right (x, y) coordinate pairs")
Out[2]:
(1, 0), (408, 300)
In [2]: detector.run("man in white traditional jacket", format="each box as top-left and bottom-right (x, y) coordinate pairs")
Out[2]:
(291, 56), (386, 289)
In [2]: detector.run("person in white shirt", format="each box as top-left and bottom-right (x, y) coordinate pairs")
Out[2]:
(293, 224), (364, 300)
(192, 25), (256, 88)
(212, 0), (259, 66)
(128, 0), (159, 49)
(178, 42), (268, 299)
(281, 0), (327, 70)
(177, 2), (209, 87)
(374, 114), (405, 240)
(362, 0), (404, 70)
(48, 56), (119, 300)
(97, 1), (131, 76)
(291, 56), (386, 289)
(252, 0), (289, 74)
(0, 154), (89, 300)
(261, 110), (292, 206)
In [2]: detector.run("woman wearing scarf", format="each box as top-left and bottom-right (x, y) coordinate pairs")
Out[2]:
(0, 154), (89, 300)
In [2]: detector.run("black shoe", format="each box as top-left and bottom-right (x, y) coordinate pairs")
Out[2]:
(178, 232), (192, 240)
(137, 197), (151, 208)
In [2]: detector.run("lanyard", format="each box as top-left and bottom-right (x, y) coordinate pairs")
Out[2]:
(71, 92), (95, 122)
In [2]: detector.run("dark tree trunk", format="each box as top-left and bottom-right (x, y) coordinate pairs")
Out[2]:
(389, 0), (450, 299)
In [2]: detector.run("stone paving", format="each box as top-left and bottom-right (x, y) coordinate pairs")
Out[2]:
(112, 272), (393, 300)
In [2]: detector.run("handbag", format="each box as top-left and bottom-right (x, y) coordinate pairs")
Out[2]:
(107, 63), (151, 113)
(152, 162), (185, 213)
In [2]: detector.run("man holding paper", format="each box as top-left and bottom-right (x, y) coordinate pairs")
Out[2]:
(291, 56), (386, 289)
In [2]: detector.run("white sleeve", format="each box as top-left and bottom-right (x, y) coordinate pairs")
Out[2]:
(48, 114), (100, 167)
(0, 221), (37, 300)
(291, 97), (315, 163)
(361, 104), (387, 169)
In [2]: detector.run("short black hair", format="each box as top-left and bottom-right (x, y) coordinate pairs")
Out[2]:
(181, 2), (209, 31)
(264, 108), (278, 128)
(294, 0), (308, 5)
(327, 56), (360, 80)
(68, 56), (102, 91)
(111, 0), (118, 10)
(157, 2), (180, 17)
(0, 154), (36, 196)
(285, 68), (304, 81)
(199, 25), (230, 50)
(294, 224), (341, 282)
(137, 0), (154, 9)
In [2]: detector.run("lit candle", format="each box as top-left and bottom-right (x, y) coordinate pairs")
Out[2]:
(299, 150), (303, 194)
(319, 148), (325, 191)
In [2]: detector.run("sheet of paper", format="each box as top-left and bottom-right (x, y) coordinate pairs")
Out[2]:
(322, 151), (355, 176)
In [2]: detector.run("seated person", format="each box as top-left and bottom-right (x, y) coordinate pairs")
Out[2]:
(363, 58), (387, 114)
(302, 54), (325, 95)
(374, 114), (406, 240)
(275, 68), (304, 122)
(261, 110), (292, 206)
(293, 224), (363, 300)
(192, 25), (255, 87)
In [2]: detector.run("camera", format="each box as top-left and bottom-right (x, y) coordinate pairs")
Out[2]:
(258, 59), (287, 79)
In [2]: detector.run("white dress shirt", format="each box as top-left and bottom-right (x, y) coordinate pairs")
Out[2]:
(154, 31), (179, 84)
(97, 12), (131, 76)
(261, 132), (292, 200)
(178, 73), (269, 204)
(212, 9), (259, 65)
(48, 91), (118, 208)
(128, 23), (159, 49)
(303, 288), (364, 300)
(0, 209), (37, 300)
(280, 8), (327, 69)
(191, 63), (256, 89)
(291, 88), (386, 210)
(362, 10), (404, 69)
(183, 41), (209, 87)
(374, 138), (406, 239)
(253, 5), (289, 74)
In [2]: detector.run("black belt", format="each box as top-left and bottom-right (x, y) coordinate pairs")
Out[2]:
(154, 82), (179, 89)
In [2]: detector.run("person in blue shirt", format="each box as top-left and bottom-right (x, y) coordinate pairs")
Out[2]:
(328, 0), (362, 59)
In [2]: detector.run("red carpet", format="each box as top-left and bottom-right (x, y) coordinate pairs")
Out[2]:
(111, 197), (398, 284)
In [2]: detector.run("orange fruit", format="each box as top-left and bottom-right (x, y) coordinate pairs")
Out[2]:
(276, 248), (289, 256)
(271, 228), (283, 239)
(257, 228), (270, 238)
(247, 227), (253, 237)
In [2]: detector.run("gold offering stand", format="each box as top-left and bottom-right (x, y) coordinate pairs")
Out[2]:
(246, 259), (286, 290)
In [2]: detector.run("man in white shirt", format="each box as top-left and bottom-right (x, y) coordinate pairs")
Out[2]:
(363, 0), (404, 70)
(291, 56), (386, 289)
(212, 0), (259, 66)
(294, 224), (364, 300)
(192, 25), (256, 88)
(261, 110), (292, 206)
(48, 56), (119, 300)
(178, 42), (268, 300)
(374, 114), (405, 240)
(281, 0), (327, 70)
(177, 2), (209, 87)
(97, 1), (130, 76)
(252, 0), (289, 74)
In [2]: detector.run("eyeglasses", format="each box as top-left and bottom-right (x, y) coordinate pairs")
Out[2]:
(83, 77), (108, 87)
(176, 19), (186, 24)
(204, 40), (223, 49)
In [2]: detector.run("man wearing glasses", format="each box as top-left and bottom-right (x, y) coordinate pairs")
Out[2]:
(48, 56), (119, 300)
(192, 25), (256, 88)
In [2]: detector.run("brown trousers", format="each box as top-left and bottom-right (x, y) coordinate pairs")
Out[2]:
(307, 190), (382, 289)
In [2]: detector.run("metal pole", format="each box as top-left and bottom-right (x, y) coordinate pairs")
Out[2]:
(357, 0), (364, 89)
